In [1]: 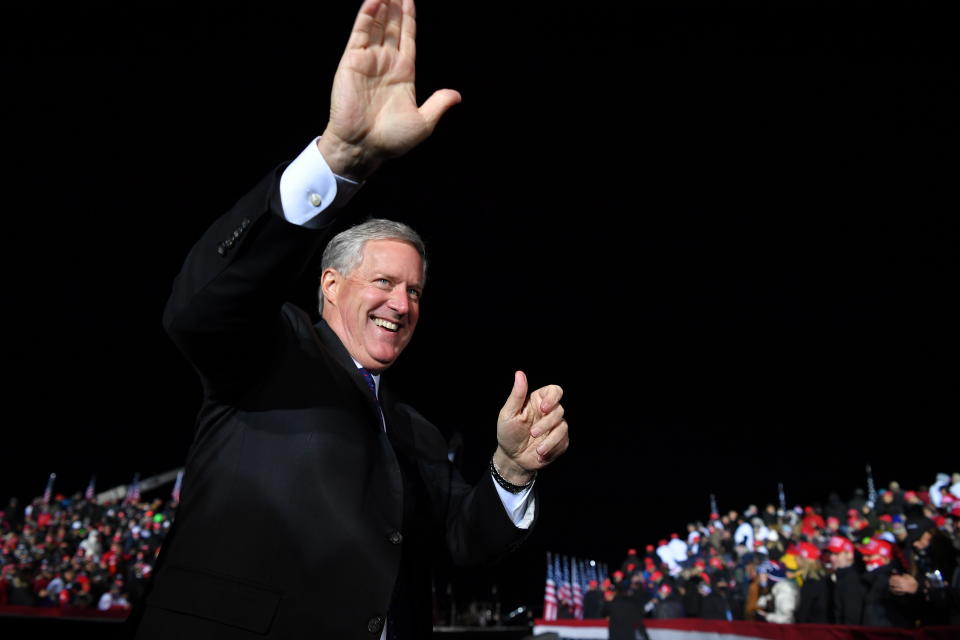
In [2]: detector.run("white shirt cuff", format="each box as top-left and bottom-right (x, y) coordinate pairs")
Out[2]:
(492, 476), (536, 529)
(278, 137), (363, 229)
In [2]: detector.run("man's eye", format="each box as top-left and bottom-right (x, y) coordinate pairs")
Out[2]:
(375, 278), (391, 287)
(408, 289), (421, 300)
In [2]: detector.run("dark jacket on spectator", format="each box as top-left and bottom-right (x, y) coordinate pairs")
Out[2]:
(700, 589), (732, 620)
(583, 589), (604, 619)
(603, 591), (650, 640)
(681, 580), (702, 618)
(861, 565), (918, 628)
(832, 565), (866, 625)
(796, 575), (831, 624)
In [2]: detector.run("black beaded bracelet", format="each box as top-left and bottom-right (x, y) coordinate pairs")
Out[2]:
(490, 457), (536, 494)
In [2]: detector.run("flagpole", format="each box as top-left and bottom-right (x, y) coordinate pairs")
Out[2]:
(42, 472), (56, 505)
(866, 464), (877, 508)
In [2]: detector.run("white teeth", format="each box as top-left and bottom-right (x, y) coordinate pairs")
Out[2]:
(373, 318), (399, 331)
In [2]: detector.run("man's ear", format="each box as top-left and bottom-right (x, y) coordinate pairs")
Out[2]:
(320, 268), (339, 308)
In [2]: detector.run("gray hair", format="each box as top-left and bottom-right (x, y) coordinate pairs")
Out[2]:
(318, 218), (427, 314)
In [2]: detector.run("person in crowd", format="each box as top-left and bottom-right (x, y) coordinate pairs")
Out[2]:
(611, 570), (626, 594)
(794, 542), (831, 623)
(733, 516), (754, 555)
(800, 507), (825, 539)
(889, 515), (960, 626)
(679, 571), (703, 619)
(668, 533), (688, 568)
(98, 580), (132, 611)
(761, 504), (779, 526)
(728, 555), (753, 620)
(929, 473), (955, 509)
(877, 485), (905, 518)
(755, 560), (798, 624)
(583, 579), (604, 619)
(603, 572), (651, 640)
(686, 524), (702, 556)
(699, 573), (733, 621)
(621, 548), (641, 575)
(827, 535), (865, 625)
(744, 559), (766, 621)
(859, 537), (917, 627)
(651, 582), (684, 619)
(656, 539), (676, 575)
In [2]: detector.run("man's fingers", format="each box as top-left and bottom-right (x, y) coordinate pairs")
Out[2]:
(535, 420), (569, 463)
(399, 0), (417, 59)
(419, 89), (462, 133)
(529, 403), (564, 438)
(382, 0), (403, 49)
(345, 0), (384, 50)
(368, 1), (389, 47)
(536, 384), (563, 414)
(500, 370), (528, 417)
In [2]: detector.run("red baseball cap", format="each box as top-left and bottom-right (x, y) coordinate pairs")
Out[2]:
(876, 540), (893, 558)
(798, 542), (821, 560)
(827, 536), (854, 554)
(857, 538), (892, 558)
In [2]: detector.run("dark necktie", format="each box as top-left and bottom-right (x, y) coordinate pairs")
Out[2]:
(358, 367), (378, 399)
(358, 367), (386, 432)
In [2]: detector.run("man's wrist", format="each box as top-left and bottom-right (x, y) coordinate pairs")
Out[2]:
(492, 448), (535, 487)
(316, 132), (380, 181)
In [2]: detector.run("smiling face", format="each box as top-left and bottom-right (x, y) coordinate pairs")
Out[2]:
(320, 239), (423, 373)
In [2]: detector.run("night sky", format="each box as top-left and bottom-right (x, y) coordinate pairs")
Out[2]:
(3, 2), (955, 615)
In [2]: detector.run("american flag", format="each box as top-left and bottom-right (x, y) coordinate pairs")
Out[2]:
(42, 473), (56, 504)
(85, 475), (96, 501)
(558, 555), (573, 609)
(571, 559), (584, 619)
(543, 553), (558, 620)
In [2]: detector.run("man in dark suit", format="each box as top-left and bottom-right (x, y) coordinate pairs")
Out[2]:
(130, 1), (569, 638)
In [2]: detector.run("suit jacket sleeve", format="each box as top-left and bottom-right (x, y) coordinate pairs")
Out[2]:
(162, 164), (340, 399)
(397, 402), (535, 567)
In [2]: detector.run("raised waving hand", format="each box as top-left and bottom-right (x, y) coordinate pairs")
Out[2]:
(318, 0), (461, 179)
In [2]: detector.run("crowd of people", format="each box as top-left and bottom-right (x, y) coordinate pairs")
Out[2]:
(579, 472), (960, 636)
(5, 471), (960, 632)
(0, 490), (175, 612)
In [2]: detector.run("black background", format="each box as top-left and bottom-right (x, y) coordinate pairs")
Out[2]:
(2, 1), (956, 616)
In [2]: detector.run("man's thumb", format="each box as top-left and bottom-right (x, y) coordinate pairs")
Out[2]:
(420, 89), (462, 133)
(501, 370), (528, 416)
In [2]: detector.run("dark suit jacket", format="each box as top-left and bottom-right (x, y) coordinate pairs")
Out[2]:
(131, 165), (532, 639)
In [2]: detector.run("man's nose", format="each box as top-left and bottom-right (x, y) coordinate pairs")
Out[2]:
(387, 284), (409, 314)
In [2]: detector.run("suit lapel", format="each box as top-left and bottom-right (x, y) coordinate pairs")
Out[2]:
(313, 317), (405, 527)
(312, 318), (384, 429)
